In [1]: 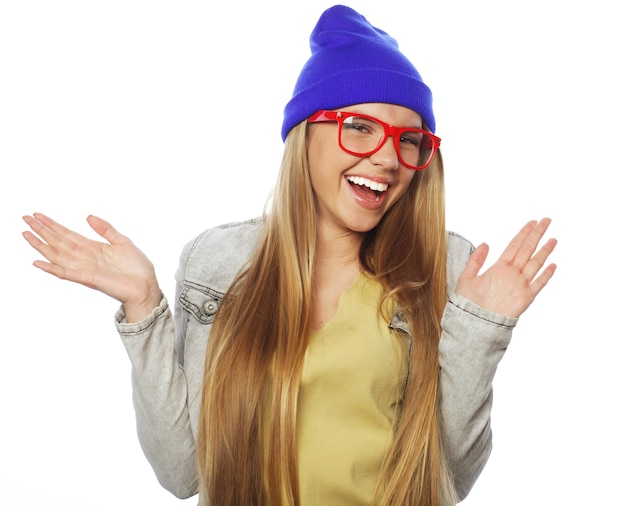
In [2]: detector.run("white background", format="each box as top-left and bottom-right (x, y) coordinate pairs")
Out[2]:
(1, 0), (624, 504)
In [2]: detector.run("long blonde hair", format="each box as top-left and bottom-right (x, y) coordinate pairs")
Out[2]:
(197, 120), (457, 505)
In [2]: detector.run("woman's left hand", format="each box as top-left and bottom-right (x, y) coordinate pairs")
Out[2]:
(455, 218), (557, 318)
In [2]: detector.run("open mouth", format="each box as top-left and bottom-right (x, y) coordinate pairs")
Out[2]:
(346, 175), (389, 202)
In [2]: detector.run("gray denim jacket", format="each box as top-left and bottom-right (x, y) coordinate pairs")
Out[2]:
(115, 219), (517, 504)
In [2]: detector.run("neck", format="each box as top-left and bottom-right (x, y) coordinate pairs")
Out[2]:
(309, 223), (365, 330)
(314, 222), (365, 269)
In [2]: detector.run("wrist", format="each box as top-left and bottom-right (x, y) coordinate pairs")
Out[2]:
(123, 283), (162, 323)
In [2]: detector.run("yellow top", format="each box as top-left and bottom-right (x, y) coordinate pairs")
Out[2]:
(297, 272), (409, 505)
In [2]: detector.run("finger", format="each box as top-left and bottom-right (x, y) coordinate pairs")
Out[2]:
(24, 214), (100, 272)
(529, 262), (557, 297)
(25, 213), (85, 251)
(522, 237), (558, 281)
(23, 214), (54, 242)
(32, 255), (101, 288)
(32, 212), (82, 240)
(499, 218), (552, 269)
(498, 220), (538, 264)
(513, 218), (552, 269)
(22, 229), (55, 259)
(31, 258), (72, 280)
(22, 218), (72, 263)
(23, 229), (85, 282)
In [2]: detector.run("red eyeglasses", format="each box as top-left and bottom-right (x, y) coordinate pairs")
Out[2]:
(308, 110), (441, 170)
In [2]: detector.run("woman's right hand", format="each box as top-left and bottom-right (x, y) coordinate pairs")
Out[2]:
(22, 213), (162, 323)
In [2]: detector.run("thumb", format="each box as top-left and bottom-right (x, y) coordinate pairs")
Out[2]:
(86, 215), (125, 245)
(460, 243), (489, 280)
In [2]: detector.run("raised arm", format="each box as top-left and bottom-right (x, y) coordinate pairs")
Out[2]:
(439, 218), (557, 498)
(23, 213), (198, 497)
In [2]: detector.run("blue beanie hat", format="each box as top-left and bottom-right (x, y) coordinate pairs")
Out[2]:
(281, 5), (435, 141)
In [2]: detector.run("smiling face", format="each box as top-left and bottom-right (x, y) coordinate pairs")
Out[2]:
(307, 103), (421, 237)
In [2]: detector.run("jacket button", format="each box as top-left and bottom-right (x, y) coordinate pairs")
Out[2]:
(203, 300), (218, 315)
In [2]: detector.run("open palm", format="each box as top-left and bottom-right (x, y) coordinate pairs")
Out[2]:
(455, 218), (557, 318)
(23, 213), (161, 322)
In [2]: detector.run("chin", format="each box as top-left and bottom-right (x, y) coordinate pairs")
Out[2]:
(344, 216), (384, 234)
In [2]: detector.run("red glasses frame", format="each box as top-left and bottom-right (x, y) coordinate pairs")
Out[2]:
(307, 110), (441, 170)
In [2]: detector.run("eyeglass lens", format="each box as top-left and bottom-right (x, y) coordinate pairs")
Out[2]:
(341, 115), (433, 169)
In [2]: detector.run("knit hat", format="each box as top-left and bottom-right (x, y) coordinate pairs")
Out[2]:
(281, 5), (435, 141)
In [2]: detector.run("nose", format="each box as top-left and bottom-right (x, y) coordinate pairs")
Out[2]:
(368, 135), (399, 171)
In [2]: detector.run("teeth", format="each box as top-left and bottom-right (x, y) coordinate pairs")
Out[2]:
(346, 176), (389, 192)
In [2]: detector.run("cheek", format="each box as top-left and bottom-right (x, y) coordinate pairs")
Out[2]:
(306, 126), (329, 167)
(307, 129), (353, 188)
(306, 129), (327, 183)
(306, 147), (324, 194)
(397, 169), (417, 195)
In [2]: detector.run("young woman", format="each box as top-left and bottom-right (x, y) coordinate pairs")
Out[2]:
(22, 5), (557, 506)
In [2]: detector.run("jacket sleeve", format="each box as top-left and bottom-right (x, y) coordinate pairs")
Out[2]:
(113, 221), (262, 501)
(439, 233), (518, 500)
(115, 292), (199, 499)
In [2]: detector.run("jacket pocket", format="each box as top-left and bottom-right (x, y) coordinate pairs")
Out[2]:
(178, 281), (224, 324)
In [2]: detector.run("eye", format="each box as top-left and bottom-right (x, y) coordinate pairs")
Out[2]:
(343, 116), (378, 135)
(399, 131), (422, 147)
(345, 123), (370, 133)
